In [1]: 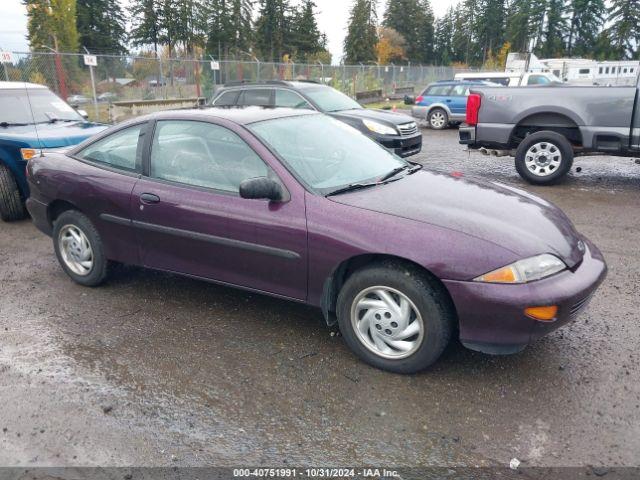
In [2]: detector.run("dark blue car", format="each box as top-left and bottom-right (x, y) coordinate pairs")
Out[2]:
(0, 82), (107, 221)
(411, 80), (500, 130)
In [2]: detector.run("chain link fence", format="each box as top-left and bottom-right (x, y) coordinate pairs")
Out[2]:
(2, 51), (467, 123)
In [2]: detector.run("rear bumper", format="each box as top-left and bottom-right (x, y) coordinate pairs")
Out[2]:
(443, 237), (607, 354)
(458, 125), (476, 145)
(25, 197), (52, 236)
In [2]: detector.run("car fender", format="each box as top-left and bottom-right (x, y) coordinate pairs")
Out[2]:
(0, 145), (27, 198)
(421, 102), (453, 118)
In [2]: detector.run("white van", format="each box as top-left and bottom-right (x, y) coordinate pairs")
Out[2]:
(454, 71), (561, 86)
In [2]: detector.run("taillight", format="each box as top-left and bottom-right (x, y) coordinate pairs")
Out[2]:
(415, 95), (424, 104)
(466, 93), (481, 125)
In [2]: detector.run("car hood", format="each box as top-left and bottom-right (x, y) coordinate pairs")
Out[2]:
(331, 108), (415, 126)
(0, 122), (107, 148)
(329, 170), (585, 269)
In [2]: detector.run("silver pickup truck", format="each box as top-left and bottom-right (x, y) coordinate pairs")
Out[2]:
(459, 85), (640, 184)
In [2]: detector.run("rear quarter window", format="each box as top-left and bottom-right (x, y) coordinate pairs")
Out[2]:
(213, 90), (239, 106)
(239, 89), (272, 106)
(426, 85), (452, 96)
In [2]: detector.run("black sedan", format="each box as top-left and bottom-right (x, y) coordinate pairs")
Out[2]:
(211, 81), (422, 158)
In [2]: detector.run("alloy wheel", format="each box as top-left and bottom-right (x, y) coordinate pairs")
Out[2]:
(58, 224), (94, 276)
(350, 286), (424, 359)
(525, 142), (562, 177)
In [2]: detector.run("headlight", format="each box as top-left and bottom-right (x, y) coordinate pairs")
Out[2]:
(363, 119), (398, 135)
(474, 254), (566, 284)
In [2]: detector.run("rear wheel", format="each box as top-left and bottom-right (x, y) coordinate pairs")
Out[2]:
(515, 131), (574, 185)
(0, 164), (27, 221)
(53, 210), (108, 287)
(336, 262), (454, 373)
(428, 108), (448, 130)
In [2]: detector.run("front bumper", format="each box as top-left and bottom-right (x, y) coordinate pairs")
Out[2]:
(443, 237), (607, 354)
(458, 125), (476, 145)
(25, 197), (52, 236)
(378, 133), (422, 158)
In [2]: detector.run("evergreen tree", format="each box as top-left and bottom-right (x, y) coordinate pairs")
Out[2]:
(433, 7), (455, 65)
(414, 0), (435, 64)
(205, 0), (253, 59)
(290, 1), (327, 62)
(76, 0), (127, 54)
(539, 0), (568, 57)
(566, 0), (605, 57)
(505, 0), (547, 54)
(476, 0), (506, 62)
(25, 0), (79, 52)
(606, 0), (640, 59)
(129, 0), (162, 54)
(383, 0), (420, 62)
(254, 0), (290, 62)
(344, 0), (378, 63)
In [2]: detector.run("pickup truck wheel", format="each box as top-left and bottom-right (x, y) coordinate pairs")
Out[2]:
(53, 210), (108, 287)
(0, 164), (27, 221)
(428, 108), (448, 130)
(336, 261), (454, 373)
(515, 131), (574, 185)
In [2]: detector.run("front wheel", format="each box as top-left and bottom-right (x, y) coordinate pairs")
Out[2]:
(427, 108), (449, 130)
(0, 164), (27, 221)
(336, 262), (454, 373)
(53, 210), (108, 287)
(515, 131), (574, 185)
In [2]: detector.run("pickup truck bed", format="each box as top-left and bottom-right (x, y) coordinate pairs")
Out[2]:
(460, 85), (640, 184)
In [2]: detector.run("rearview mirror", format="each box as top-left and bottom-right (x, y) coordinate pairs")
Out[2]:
(239, 177), (284, 202)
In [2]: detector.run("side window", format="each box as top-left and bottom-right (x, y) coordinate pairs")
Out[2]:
(150, 120), (268, 193)
(426, 85), (452, 96)
(275, 89), (313, 109)
(213, 90), (239, 106)
(527, 75), (551, 85)
(449, 85), (468, 96)
(239, 89), (272, 106)
(78, 124), (143, 172)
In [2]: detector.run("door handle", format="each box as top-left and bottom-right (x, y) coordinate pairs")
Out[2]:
(140, 193), (160, 204)
(446, 99), (452, 102)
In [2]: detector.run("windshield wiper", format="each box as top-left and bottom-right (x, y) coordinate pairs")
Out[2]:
(40, 118), (78, 124)
(0, 122), (31, 127)
(325, 182), (378, 196)
(378, 163), (422, 182)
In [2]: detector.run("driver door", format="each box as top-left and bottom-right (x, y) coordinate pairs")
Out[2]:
(131, 118), (308, 300)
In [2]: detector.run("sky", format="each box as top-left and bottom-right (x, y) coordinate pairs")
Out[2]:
(0, 0), (461, 63)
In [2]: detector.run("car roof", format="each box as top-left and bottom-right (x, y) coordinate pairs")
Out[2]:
(220, 80), (326, 91)
(429, 80), (487, 86)
(0, 81), (48, 90)
(130, 106), (319, 126)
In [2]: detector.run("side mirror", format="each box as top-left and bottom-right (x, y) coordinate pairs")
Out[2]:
(239, 177), (284, 202)
(77, 109), (89, 120)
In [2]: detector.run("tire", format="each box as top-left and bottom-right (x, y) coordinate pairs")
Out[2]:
(515, 131), (574, 185)
(52, 210), (108, 287)
(0, 164), (27, 221)
(427, 108), (449, 130)
(336, 261), (454, 374)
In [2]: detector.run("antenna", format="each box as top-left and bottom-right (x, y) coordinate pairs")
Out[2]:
(22, 81), (44, 157)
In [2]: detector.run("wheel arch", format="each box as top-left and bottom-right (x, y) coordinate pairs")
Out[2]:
(320, 253), (458, 327)
(510, 112), (583, 148)
(47, 199), (83, 227)
(425, 103), (451, 118)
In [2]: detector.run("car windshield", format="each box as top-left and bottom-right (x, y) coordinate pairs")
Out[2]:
(0, 88), (83, 124)
(249, 114), (408, 193)
(304, 87), (362, 112)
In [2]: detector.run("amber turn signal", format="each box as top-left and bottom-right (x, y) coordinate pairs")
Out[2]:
(525, 305), (558, 321)
(20, 148), (38, 161)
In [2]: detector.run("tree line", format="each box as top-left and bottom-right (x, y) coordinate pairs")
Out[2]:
(345, 0), (640, 66)
(24, 0), (640, 67)
(24, 0), (331, 64)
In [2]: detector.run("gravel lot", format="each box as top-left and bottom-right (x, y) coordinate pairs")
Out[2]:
(0, 127), (639, 468)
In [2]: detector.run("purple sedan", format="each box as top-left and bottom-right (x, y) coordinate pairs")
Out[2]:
(25, 107), (607, 373)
